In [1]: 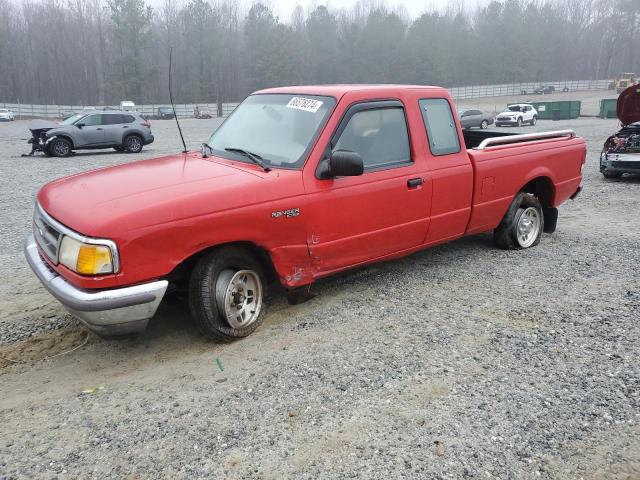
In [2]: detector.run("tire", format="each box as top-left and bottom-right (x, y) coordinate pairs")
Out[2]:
(189, 246), (267, 341)
(481, 120), (489, 129)
(530, 115), (537, 126)
(602, 170), (622, 179)
(516, 117), (523, 127)
(493, 192), (544, 250)
(50, 138), (72, 157)
(113, 146), (124, 152)
(123, 134), (143, 153)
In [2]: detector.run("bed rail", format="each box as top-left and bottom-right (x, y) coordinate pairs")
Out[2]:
(474, 130), (576, 150)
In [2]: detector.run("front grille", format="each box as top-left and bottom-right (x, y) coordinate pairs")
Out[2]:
(33, 207), (62, 263)
(497, 117), (513, 122)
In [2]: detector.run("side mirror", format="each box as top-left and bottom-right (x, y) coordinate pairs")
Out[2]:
(76, 123), (84, 128)
(328, 150), (364, 177)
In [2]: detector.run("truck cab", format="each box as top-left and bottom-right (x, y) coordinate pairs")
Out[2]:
(25, 85), (585, 341)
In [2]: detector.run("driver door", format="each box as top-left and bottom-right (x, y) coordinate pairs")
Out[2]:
(74, 114), (106, 147)
(304, 100), (431, 273)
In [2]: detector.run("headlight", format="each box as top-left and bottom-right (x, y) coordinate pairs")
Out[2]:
(59, 236), (114, 275)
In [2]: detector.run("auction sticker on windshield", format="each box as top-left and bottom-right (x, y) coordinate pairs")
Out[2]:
(286, 97), (323, 113)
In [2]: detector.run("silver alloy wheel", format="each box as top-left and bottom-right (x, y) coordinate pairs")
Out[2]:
(215, 269), (263, 329)
(531, 116), (537, 125)
(514, 207), (541, 248)
(481, 120), (488, 129)
(53, 140), (70, 156)
(127, 136), (142, 152)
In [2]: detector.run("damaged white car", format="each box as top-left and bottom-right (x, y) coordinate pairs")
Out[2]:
(600, 84), (640, 178)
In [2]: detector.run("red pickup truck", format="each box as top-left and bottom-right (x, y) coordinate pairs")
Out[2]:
(25, 85), (585, 340)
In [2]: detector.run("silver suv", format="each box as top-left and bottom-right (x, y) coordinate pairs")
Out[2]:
(45, 111), (154, 157)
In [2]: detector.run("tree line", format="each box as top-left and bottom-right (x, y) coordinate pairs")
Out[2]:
(0, 0), (637, 105)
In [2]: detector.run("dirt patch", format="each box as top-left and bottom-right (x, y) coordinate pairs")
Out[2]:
(0, 326), (97, 369)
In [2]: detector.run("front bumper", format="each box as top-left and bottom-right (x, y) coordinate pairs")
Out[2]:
(24, 235), (168, 336)
(600, 152), (640, 174)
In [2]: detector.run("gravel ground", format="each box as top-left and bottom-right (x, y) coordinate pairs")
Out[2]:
(1, 92), (639, 479)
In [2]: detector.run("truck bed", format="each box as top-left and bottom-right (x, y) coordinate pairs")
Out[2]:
(463, 129), (585, 235)
(462, 129), (518, 149)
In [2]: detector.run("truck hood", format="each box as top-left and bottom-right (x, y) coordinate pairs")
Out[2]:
(618, 84), (640, 126)
(38, 152), (297, 237)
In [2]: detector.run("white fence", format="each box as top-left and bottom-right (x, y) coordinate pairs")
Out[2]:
(449, 79), (612, 100)
(0, 102), (240, 120)
(1, 79), (614, 119)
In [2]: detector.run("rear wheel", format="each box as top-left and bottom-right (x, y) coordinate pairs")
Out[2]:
(481, 120), (489, 129)
(124, 134), (143, 153)
(50, 138), (72, 157)
(189, 247), (267, 341)
(494, 192), (544, 250)
(531, 115), (537, 126)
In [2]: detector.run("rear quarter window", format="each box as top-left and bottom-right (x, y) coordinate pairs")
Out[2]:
(419, 99), (461, 156)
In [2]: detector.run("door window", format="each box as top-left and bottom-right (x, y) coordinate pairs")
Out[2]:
(419, 99), (461, 156)
(102, 114), (124, 125)
(334, 107), (410, 170)
(81, 114), (102, 126)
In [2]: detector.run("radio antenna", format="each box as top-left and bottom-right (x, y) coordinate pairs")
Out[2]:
(169, 48), (188, 153)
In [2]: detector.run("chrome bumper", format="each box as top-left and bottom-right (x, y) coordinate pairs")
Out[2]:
(24, 235), (167, 336)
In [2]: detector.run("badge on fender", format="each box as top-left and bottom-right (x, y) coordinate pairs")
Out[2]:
(272, 208), (300, 219)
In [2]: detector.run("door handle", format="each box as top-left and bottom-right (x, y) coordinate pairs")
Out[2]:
(96, 128), (103, 131)
(407, 178), (423, 188)
(123, 126), (129, 129)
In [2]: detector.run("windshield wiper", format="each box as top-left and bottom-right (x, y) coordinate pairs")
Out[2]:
(224, 147), (271, 172)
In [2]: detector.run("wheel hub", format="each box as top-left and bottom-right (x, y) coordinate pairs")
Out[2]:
(216, 269), (263, 329)
(514, 207), (541, 248)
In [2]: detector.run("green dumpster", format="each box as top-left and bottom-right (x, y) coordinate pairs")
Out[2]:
(599, 98), (618, 119)
(530, 101), (582, 120)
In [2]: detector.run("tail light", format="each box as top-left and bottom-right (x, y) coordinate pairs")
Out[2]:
(142, 120), (151, 128)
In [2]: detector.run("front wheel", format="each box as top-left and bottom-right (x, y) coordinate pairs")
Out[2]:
(124, 134), (143, 153)
(494, 192), (544, 250)
(50, 138), (72, 157)
(189, 247), (267, 341)
(481, 120), (489, 129)
(516, 117), (523, 127)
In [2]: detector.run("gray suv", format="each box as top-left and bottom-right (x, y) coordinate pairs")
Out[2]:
(44, 111), (154, 157)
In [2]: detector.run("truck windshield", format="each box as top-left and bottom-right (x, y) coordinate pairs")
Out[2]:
(207, 93), (336, 169)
